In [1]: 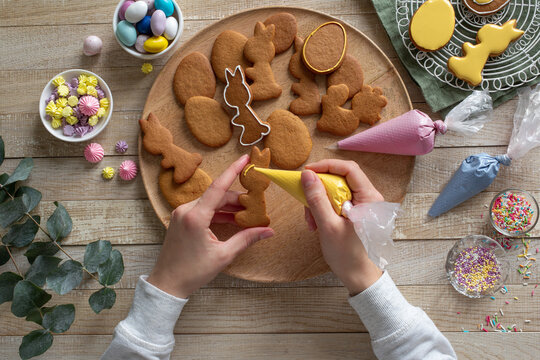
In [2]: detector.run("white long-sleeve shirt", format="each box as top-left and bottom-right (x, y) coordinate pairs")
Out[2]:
(102, 272), (456, 360)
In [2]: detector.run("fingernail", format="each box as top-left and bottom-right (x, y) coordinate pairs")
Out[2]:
(240, 154), (249, 161)
(301, 170), (317, 187)
(259, 229), (274, 240)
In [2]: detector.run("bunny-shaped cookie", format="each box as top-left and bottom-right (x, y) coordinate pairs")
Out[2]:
(235, 147), (272, 228)
(224, 65), (271, 146)
(244, 22), (282, 101)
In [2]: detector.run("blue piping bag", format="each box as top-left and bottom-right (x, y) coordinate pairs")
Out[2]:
(429, 85), (540, 217)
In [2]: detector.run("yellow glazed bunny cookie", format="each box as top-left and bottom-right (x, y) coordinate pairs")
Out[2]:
(448, 20), (523, 86)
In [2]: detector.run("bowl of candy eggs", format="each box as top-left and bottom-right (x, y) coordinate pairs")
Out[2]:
(39, 69), (113, 143)
(113, 0), (184, 60)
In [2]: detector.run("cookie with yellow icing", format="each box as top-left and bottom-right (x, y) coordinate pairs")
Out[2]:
(463, 0), (511, 16)
(409, 0), (455, 52)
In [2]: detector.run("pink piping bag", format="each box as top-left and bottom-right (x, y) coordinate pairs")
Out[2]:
(333, 90), (493, 155)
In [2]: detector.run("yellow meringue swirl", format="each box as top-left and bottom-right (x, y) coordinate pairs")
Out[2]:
(88, 115), (99, 126)
(52, 76), (65, 87)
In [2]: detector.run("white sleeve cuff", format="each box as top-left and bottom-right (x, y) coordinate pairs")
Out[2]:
(348, 271), (420, 341)
(116, 275), (188, 351)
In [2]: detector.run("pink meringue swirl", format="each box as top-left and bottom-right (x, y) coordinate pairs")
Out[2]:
(118, 160), (138, 181)
(84, 143), (104, 163)
(79, 95), (100, 116)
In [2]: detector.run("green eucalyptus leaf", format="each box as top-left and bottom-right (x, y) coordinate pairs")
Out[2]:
(0, 173), (17, 204)
(11, 280), (51, 317)
(19, 329), (53, 360)
(1, 215), (40, 248)
(25, 306), (54, 326)
(25, 255), (62, 287)
(46, 260), (83, 295)
(89, 287), (116, 314)
(42, 304), (75, 334)
(24, 242), (59, 264)
(0, 245), (9, 266)
(84, 240), (112, 273)
(15, 186), (42, 213)
(0, 136), (4, 167)
(46, 202), (72, 241)
(0, 193), (28, 228)
(4, 158), (34, 186)
(97, 249), (124, 286)
(0, 271), (23, 304)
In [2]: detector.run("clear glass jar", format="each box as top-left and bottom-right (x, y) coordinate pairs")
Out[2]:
(490, 189), (538, 237)
(446, 235), (509, 298)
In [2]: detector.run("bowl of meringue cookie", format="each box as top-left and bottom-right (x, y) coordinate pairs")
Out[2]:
(39, 69), (113, 142)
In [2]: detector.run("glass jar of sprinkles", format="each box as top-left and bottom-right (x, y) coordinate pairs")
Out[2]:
(446, 235), (509, 298)
(490, 189), (538, 237)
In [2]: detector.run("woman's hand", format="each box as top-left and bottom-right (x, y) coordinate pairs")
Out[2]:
(147, 155), (274, 299)
(301, 160), (383, 296)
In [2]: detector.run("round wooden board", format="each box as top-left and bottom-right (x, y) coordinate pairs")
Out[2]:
(140, 7), (414, 283)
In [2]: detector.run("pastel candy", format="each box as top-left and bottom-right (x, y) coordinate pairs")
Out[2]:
(125, 0), (148, 23)
(139, 0), (154, 10)
(151, 10), (166, 36)
(144, 36), (168, 53)
(135, 34), (150, 53)
(116, 20), (137, 47)
(118, 0), (134, 21)
(136, 15), (152, 35)
(164, 16), (179, 40)
(155, 0), (174, 16)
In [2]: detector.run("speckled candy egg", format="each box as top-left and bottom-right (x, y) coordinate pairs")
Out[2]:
(135, 34), (150, 53)
(125, 0), (148, 23)
(83, 35), (103, 56)
(155, 0), (174, 16)
(150, 10), (166, 36)
(118, 0), (134, 21)
(116, 20), (137, 47)
(163, 16), (178, 40)
(136, 15), (152, 35)
(143, 36), (168, 53)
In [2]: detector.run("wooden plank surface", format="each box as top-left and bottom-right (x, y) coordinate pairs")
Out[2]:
(0, 0), (538, 358)
(0, 333), (538, 360)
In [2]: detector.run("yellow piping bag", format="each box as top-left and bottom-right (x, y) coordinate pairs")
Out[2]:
(250, 166), (352, 216)
(250, 166), (401, 269)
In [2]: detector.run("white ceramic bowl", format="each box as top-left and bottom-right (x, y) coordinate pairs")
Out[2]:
(113, 0), (184, 60)
(39, 69), (114, 143)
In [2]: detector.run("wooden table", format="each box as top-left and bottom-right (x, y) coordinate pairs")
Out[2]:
(0, 1), (538, 358)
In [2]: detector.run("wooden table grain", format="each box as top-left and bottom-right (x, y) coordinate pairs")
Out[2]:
(0, 1), (538, 359)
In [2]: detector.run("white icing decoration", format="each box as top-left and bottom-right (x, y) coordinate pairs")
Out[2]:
(223, 65), (271, 146)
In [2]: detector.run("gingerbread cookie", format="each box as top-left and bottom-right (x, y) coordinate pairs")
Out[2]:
(351, 85), (387, 126)
(235, 147), (271, 228)
(159, 168), (212, 208)
(264, 109), (312, 169)
(302, 21), (347, 75)
(185, 96), (232, 147)
(409, 0), (455, 52)
(224, 65), (271, 146)
(448, 20), (523, 86)
(463, 0), (511, 16)
(327, 54), (364, 99)
(318, 84), (359, 136)
(289, 36), (321, 116)
(139, 112), (202, 184)
(211, 30), (250, 83)
(263, 12), (297, 54)
(244, 22), (282, 101)
(173, 52), (216, 106)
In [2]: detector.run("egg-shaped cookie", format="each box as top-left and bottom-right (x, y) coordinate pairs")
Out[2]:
(159, 168), (212, 208)
(174, 52), (216, 105)
(211, 30), (250, 83)
(264, 109), (312, 169)
(185, 96), (232, 147)
(302, 21), (347, 74)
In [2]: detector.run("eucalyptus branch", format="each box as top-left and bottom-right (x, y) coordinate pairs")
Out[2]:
(6, 245), (22, 277)
(1, 184), (100, 283)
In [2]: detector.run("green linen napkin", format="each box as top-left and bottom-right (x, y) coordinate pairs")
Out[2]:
(371, 0), (540, 114)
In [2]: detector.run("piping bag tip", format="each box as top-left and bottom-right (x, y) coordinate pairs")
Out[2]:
(326, 143), (339, 150)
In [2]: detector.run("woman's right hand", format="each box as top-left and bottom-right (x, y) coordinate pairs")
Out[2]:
(301, 160), (383, 296)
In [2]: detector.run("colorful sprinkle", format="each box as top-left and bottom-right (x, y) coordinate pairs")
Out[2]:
(452, 246), (502, 293)
(491, 192), (535, 234)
